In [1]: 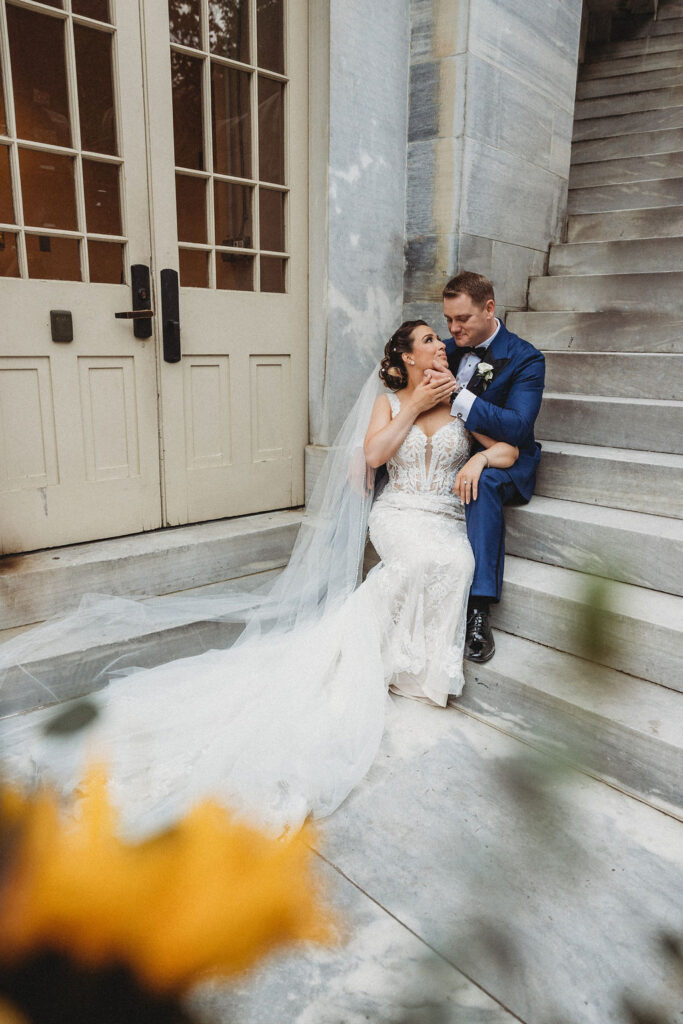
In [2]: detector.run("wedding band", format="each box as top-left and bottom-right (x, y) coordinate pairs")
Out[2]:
(464, 480), (470, 485)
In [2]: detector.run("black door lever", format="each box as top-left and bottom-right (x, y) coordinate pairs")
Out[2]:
(115, 265), (153, 339)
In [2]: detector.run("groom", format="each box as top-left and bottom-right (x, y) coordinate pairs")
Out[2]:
(433, 271), (545, 663)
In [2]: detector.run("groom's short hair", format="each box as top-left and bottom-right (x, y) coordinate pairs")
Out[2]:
(443, 271), (495, 307)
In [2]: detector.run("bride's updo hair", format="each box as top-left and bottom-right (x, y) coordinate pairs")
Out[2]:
(379, 320), (429, 391)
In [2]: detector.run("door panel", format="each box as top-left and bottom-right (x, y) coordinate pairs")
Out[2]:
(0, 0), (161, 554)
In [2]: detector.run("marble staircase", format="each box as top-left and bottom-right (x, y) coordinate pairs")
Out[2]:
(497, 0), (683, 819)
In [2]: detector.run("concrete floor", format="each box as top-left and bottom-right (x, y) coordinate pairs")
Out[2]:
(190, 696), (683, 1024)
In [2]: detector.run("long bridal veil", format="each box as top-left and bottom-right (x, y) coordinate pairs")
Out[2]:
(0, 369), (389, 836)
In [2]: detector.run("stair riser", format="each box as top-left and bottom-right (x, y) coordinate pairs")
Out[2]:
(548, 237), (683, 277)
(567, 205), (683, 241)
(611, 15), (683, 39)
(460, 661), (683, 814)
(536, 396), (683, 454)
(569, 152), (683, 188)
(568, 179), (683, 215)
(573, 105), (683, 143)
(572, 127), (683, 164)
(576, 66), (683, 100)
(660, 0), (683, 18)
(506, 311), (683, 352)
(581, 49), (683, 79)
(544, 352), (683, 400)
(575, 86), (683, 121)
(529, 272), (683, 313)
(0, 519), (300, 631)
(536, 447), (683, 519)
(505, 506), (683, 596)
(587, 32), (683, 60)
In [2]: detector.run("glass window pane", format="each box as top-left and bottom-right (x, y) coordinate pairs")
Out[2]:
(74, 25), (117, 155)
(260, 255), (285, 292)
(36, 0), (62, 7)
(169, 0), (201, 49)
(214, 180), (252, 247)
(212, 65), (251, 178)
(179, 248), (209, 287)
(88, 239), (123, 283)
(258, 76), (284, 184)
(257, 0), (284, 73)
(259, 188), (285, 251)
(73, 0), (110, 21)
(0, 54), (7, 135)
(26, 234), (81, 281)
(172, 52), (205, 170)
(83, 159), (121, 235)
(0, 232), (19, 277)
(0, 147), (15, 224)
(20, 149), (77, 231)
(216, 252), (253, 290)
(209, 0), (250, 63)
(7, 7), (71, 147)
(176, 174), (207, 243)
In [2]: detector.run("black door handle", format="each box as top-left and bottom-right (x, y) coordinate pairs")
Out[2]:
(114, 265), (153, 339)
(161, 268), (181, 363)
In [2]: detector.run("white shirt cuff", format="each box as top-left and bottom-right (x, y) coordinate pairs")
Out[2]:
(450, 388), (476, 421)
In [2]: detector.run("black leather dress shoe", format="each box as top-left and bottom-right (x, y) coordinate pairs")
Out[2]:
(464, 608), (495, 663)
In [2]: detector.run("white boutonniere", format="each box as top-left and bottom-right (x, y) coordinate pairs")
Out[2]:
(476, 361), (494, 383)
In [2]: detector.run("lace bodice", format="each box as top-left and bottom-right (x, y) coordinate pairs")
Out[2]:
(384, 391), (471, 499)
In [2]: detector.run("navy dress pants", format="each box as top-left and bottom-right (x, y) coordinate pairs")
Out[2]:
(464, 467), (519, 603)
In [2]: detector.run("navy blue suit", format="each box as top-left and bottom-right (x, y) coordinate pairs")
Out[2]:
(445, 321), (545, 602)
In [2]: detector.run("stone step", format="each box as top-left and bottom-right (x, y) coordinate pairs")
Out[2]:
(460, 631), (683, 816)
(536, 440), (683, 518)
(576, 65), (683, 100)
(544, 351), (683, 399)
(569, 151), (683, 188)
(580, 48), (683, 80)
(567, 177), (683, 214)
(506, 310), (683, 352)
(571, 126), (683, 164)
(572, 105), (683, 143)
(567, 204), (683, 241)
(495, 555), (683, 690)
(548, 235), (683, 276)
(0, 510), (302, 631)
(587, 32), (683, 61)
(537, 392), (683, 454)
(612, 14), (683, 39)
(575, 86), (683, 122)
(528, 270), (683, 312)
(505, 495), (683, 596)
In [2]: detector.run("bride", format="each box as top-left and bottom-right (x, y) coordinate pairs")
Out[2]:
(0, 321), (518, 837)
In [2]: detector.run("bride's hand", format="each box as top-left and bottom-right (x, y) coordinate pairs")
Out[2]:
(410, 376), (455, 413)
(454, 453), (487, 504)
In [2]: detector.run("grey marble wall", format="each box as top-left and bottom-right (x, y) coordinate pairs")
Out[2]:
(403, 0), (584, 330)
(308, 0), (411, 450)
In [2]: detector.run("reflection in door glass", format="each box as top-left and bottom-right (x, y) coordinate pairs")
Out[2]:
(209, 0), (250, 63)
(0, 147), (15, 224)
(88, 240), (124, 283)
(260, 255), (285, 293)
(179, 248), (209, 288)
(216, 252), (253, 290)
(172, 52), (205, 170)
(176, 174), (208, 244)
(0, 55), (6, 135)
(259, 187), (285, 252)
(212, 65), (251, 178)
(83, 160), (122, 235)
(72, 0), (111, 22)
(26, 234), (81, 281)
(257, 0), (284, 74)
(214, 180), (252, 247)
(7, 6), (71, 147)
(74, 25), (118, 155)
(258, 77), (284, 184)
(20, 149), (78, 231)
(0, 232), (19, 277)
(169, 0), (201, 49)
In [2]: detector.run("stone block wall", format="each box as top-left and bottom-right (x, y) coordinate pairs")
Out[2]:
(403, 0), (584, 329)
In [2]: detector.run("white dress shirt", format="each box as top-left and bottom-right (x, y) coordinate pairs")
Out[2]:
(450, 319), (501, 421)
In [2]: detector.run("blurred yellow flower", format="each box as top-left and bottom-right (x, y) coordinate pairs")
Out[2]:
(0, 768), (333, 993)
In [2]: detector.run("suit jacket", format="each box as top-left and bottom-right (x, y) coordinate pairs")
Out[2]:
(445, 321), (545, 503)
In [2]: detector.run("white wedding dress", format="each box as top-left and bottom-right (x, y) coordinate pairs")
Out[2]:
(0, 389), (474, 837)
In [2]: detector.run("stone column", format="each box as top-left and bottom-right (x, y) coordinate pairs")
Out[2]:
(403, 0), (584, 327)
(307, 0), (411, 498)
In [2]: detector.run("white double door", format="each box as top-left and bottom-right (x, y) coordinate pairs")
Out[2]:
(0, 0), (308, 555)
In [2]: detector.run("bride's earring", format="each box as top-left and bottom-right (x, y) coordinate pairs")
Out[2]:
(408, 359), (415, 365)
